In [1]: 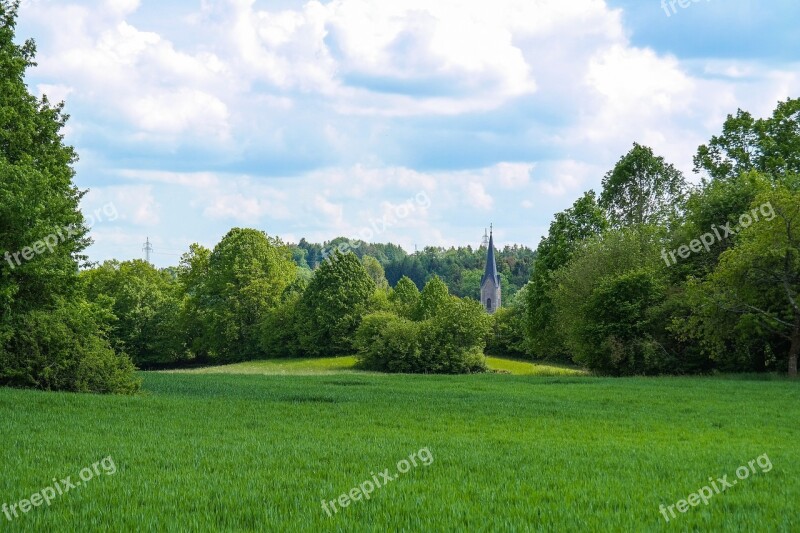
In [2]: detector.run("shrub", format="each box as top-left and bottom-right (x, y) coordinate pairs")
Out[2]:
(356, 287), (490, 374)
(0, 299), (140, 394)
(355, 312), (422, 372)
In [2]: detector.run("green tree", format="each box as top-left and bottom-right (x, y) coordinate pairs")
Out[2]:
(81, 260), (184, 367)
(550, 227), (690, 374)
(297, 251), (376, 356)
(0, 2), (138, 393)
(526, 191), (608, 359)
(683, 181), (800, 377)
(599, 143), (687, 228)
(176, 243), (211, 361)
(259, 277), (307, 358)
(667, 172), (770, 280)
(356, 296), (490, 374)
(694, 98), (800, 181)
(362, 255), (389, 290)
(389, 276), (420, 320)
(200, 228), (296, 362)
(487, 284), (530, 357)
(416, 275), (450, 320)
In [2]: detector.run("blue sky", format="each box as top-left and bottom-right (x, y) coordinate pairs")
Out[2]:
(15, 0), (800, 266)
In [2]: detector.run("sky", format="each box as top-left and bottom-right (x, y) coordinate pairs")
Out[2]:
(14, 0), (800, 267)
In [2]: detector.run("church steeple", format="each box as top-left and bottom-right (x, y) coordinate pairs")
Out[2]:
(481, 225), (499, 287)
(480, 225), (501, 313)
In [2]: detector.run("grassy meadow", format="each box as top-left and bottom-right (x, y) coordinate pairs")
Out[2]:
(0, 357), (797, 531)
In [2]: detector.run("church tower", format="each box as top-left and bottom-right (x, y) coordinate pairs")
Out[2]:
(480, 226), (501, 314)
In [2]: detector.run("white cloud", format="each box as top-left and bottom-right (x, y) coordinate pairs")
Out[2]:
(536, 160), (596, 198)
(16, 0), (800, 267)
(82, 185), (160, 226)
(465, 182), (494, 210)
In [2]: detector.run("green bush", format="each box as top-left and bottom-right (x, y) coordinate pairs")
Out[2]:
(0, 299), (140, 394)
(355, 312), (422, 372)
(356, 280), (490, 374)
(575, 269), (667, 375)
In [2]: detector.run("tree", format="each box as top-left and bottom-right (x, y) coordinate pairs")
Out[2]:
(599, 143), (687, 228)
(487, 284), (530, 357)
(362, 255), (389, 290)
(297, 251), (376, 356)
(176, 243), (211, 361)
(416, 276), (450, 320)
(199, 228), (296, 362)
(549, 226), (690, 375)
(684, 180), (800, 377)
(667, 172), (770, 280)
(356, 295), (490, 374)
(0, 2), (138, 393)
(259, 277), (306, 358)
(526, 191), (607, 359)
(389, 276), (420, 320)
(694, 98), (800, 181)
(81, 260), (184, 368)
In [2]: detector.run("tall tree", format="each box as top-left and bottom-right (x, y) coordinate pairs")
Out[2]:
(526, 191), (607, 358)
(297, 251), (376, 356)
(694, 98), (800, 181)
(686, 180), (800, 377)
(599, 143), (687, 228)
(82, 260), (184, 368)
(0, 2), (138, 393)
(389, 276), (420, 320)
(200, 228), (296, 362)
(362, 255), (389, 290)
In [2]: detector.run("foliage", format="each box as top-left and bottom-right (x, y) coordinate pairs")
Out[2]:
(357, 280), (490, 374)
(415, 275), (450, 320)
(526, 191), (608, 359)
(361, 255), (389, 289)
(259, 278), (306, 358)
(0, 2), (138, 393)
(599, 143), (687, 228)
(694, 98), (800, 181)
(81, 260), (184, 368)
(197, 228), (296, 362)
(388, 276), (420, 319)
(296, 251), (376, 356)
(679, 179), (800, 376)
(0, 298), (140, 393)
(487, 284), (530, 358)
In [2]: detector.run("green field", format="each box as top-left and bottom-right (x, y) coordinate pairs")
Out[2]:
(0, 358), (797, 531)
(164, 356), (588, 377)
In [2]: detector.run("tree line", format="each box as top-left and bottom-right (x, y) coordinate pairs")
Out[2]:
(511, 99), (800, 377)
(1, 2), (797, 395)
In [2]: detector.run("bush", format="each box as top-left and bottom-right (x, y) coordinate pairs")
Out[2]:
(355, 312), (422, 372)
(356, 283), (490, 374)
(574, 269), (667, 375)
(0, 299), (140, 394)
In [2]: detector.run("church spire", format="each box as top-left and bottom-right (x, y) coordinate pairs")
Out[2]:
(480, 225), (501, 313)
(481, 225), (499, 287)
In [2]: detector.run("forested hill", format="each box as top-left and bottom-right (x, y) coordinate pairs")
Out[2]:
(291, 237), (536, 301)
